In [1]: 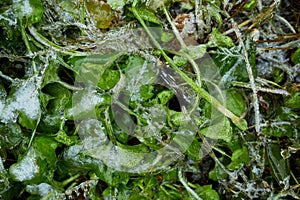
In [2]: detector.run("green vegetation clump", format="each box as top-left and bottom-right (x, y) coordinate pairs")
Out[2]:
(0, 0), (299, 199)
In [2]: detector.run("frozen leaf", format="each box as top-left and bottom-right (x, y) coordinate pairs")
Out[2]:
(13, 0), (44, 26)
(9, 136), (58, 183)
(187, 44), (207, 60)
(201, 117), (232, 142)
(0, 77), (40, 130)
(26, 183), (57, 196)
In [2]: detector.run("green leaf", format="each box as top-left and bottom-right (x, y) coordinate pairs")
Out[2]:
(244, 0), (258, 11)
(95, 165), (130, 186)
(139, 84), (155, 101)
(209, 161), (228, 181)
(129, 6), (161, 24)
(291, 48), (300, 64)
(54, 130), (78, 146)
(208, 28), (234, 48)
(9, 136), (58, 184)
(195, 184), (220, 200)
(266, 144), (290, 185)
(227, 146), (250, 170)
(173, 55), (188, 67)
(98, 69), (120, 90)
(144, 175), (158, 192)
(162, 168), (178, 182)
(285, 92), (300, 109)
(186, 138), (201, 161)
(225, 89), (246, 117)
(201, 117), (232, 142)
(103, 184), (130, 199)
(42, 83), (71, 115)
(157, 90), (174, 105)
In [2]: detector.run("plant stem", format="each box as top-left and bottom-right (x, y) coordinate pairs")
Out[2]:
(178, 169), (203, 200)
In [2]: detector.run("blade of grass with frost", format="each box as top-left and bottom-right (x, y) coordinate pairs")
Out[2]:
(233, 21), (260, 132)
(130, 7), (247, 130)
(28, 26), (95, 57)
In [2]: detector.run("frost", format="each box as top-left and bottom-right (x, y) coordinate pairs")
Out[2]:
(78, 119), (108, 149)
(0, 77), (40, 125)
(180, 13), (196, 37)
(87, 142), (148, 173)
(72, 89), (105, 120)
(140, 105), (167, 139)
(9, 148), (39, 182)
(251, 165), (262, 176)
(26, 183), (55, 196)
(107, 0), (125, 10)
(13, 0), (33, 16)
(0, 14), (17, 26)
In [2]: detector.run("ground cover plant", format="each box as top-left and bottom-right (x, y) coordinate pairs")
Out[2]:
(0, 0), (299, 199)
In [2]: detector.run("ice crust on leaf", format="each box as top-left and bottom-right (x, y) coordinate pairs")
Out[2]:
(26, 183), (55, 196)
(0, 77), (40, 128)
(9, 148), (39, 182)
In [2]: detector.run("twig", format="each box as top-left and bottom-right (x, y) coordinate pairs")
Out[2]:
(231, 81), (290, 96)
(178, 169), (203, 200)
(0, 71), (14, 82)
(233, 21), (261, 133)
(223, 19), (251, 35)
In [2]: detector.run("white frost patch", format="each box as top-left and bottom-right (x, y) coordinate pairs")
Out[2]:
(9, 148), (39, 182)
(0, 15), (17, 26)
(1, 77), (40, 124)
(72, 89), (104, 120)
(79, 119), (108, 149)
(13, 0), (33, 15)
(26, 183), (55, 196)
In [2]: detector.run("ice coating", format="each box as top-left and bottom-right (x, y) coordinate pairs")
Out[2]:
(9, 148), (39, 182)
(0, 77), (40, 124)
(26, 183), (55, 196)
